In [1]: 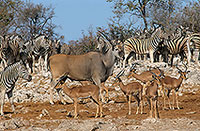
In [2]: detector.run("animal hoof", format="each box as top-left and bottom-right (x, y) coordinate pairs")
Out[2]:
(163, 107), (168, 110)
(61, 101), (66, 105)
(50, 101), (55, 105)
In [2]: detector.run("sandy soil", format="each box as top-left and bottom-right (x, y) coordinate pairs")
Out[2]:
(1, 86), (200, 130)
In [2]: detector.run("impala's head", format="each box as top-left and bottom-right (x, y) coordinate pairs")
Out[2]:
(127, 63), (140, 78)
(150, 71), (162, 86)
(112, 69), (124, 86)
(176, 63), (190, 80)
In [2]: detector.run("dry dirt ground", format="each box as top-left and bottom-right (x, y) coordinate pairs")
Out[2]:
(1, 86), (200, 130)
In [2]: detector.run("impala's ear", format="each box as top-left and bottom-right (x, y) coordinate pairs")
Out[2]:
(187, 71), (190, 73)
(152, 75), (156, 79)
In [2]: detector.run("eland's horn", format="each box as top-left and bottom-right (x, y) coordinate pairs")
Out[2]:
(97, 30), (111, 43)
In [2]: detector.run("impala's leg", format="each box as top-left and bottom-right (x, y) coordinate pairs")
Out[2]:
(91, 93), (102, 118)
(154, 99), (159, 119)
(163, 88), (167, 110)
(128, 94), (132, 115)
(175, 91), (180, 109)
(134, 95), (140, 115)
(167, 89), (172, 109)
(150, 98), (153, 118)
(147, 97), (151, 110)
(139, 91), (144, 114)
(56, 87), (66, 105)
(102, 83), (109, 102)
(93, 78), (105, 103)
(7, 90), (15, 113)
(50, 80), (56, 105)
(0, 89), (5, 116)
(172, 89), (175, 110)
(74, 98), (78, 118)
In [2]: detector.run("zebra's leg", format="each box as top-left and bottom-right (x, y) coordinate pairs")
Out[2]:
(149, 50), (154, 63)
(123, 54), (129, 68)
(0, 89), (6, 116)
(26, 63), (31, 74)
(128, 56), (133, 67)
(32, 55), (36, 73)
(170, 55), (174, 66)
(6, 90), (15, 113)
(44, 54), (48, 72)
(194, 49), (199, 65)
(38, 56), (43, 73)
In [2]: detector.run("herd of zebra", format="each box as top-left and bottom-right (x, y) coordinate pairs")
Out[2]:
(0, 34), (63, 74)
(121, 25), (200, 67)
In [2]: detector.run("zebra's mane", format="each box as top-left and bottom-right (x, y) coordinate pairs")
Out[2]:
(3, 61), (21, 72)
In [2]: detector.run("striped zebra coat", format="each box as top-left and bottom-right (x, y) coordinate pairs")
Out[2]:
(163, 34), (189, 66)
(123, 26), (164, 68)
(188, 33), (200, 64)
(0, 61), (32, 115)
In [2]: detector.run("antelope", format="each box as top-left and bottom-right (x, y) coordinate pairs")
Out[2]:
(144, 73), (160, 119)
(128, 64), (164, 83)
(48, 32), (121, 104)
(127, 64), (164, 95)
(154, 64), (189, 110)
(114, 70), (143, 115)
(58, 83), (102, 118)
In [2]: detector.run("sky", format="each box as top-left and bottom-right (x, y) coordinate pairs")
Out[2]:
(28, 0), (114, 43)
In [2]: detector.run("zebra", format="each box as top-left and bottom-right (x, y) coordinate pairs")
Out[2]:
(34, 35), (52, 73)
(0, 60), (32, 116)
(0, 35), (22, 69)
(123, 26), (164, 68)
(187, 33), (200, 65)
(160, 26), (193, 66)
(22, 35), (52, 73)
(164, 34), (189, 66)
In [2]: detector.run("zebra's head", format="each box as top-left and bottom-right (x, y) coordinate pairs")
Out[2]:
(18, 61), (32, 82)
(152, 26), (164, 39)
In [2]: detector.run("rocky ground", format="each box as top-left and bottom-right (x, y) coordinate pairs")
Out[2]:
(0, 61), (200, 130)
